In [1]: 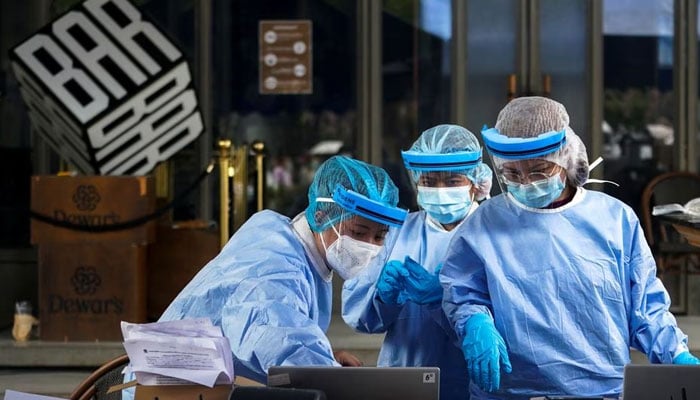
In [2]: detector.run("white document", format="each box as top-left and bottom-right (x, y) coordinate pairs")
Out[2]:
(3, 391), (66, 400)
(121, 319), (234, 387)
(653, 197), (700, 217)
(122, 318), (222, 339)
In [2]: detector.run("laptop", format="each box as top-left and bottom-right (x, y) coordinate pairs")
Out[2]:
(623, 364), (700, 400)
(267, 366), (440, 400)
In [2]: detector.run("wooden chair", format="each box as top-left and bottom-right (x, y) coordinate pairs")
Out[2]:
(69, 354), (129, 400)
(640, 171), (700, 312)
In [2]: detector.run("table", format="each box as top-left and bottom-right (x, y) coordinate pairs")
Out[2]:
(656, 213), (700, 248)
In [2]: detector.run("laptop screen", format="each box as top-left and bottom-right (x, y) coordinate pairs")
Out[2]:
(623, 364), (700, 400)
(267, 366), (440, 400)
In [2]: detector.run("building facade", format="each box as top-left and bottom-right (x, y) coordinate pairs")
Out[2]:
(1, 0), (699, 328)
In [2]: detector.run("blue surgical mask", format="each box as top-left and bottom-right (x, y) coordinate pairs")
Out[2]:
(506, 174), (566, 208)
(416, 186), (473, 224)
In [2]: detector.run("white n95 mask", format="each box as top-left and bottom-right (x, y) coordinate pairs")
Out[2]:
(325, 234), (382, 280)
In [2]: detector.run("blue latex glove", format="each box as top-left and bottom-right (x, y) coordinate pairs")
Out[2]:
(673, 351), (700, 365)
(461, 313), (512, 392)
(396, 256), (443, 305)
(376, 260), (409, 305)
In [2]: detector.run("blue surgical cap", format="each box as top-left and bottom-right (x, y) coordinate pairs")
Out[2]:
(406, 124), (493, 200)
(306, 155), (399, 232)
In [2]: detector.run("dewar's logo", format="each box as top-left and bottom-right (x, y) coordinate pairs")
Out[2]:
(53, 183), (119, 226)
(49, 265), (124, 314)
(71, 266), (102, 294)
(72, 185), (101, 211)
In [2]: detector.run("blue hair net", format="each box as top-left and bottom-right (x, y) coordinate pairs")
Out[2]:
(407, 124), (493, 200)
(306, 155), (400, 232)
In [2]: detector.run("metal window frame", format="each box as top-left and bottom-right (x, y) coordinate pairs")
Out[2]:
(674, 0), (698, 174)
(451, 0), (467, 126)
(196, 0), (214, 220)
(357, 0), (383, 165)
(589, 0), (604, 180)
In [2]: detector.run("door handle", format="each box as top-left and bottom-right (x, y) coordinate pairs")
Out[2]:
(542, 74), (551, 97)
(507, 74), (517, 102)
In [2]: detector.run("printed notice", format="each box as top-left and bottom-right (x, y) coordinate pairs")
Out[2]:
(259, 20), (313, 94)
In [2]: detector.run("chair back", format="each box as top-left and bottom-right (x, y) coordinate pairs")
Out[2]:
(70, 354), (129, 400)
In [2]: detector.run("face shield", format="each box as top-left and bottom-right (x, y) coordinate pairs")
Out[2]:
(315, 185), (408, 280)
(402, 150), (482, 224)
(481, 126), (569, 209)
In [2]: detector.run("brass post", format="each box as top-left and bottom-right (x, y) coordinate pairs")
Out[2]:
(251, 140), (266, 211)
(217, 139), (232, 248)
(231, 144), (248, 232)
(153, 161), (173, 224)
(56, 159), (73, 176)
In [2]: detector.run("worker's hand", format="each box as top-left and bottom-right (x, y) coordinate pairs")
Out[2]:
(461, 313), (512, 393)
(673, 351), (700, 365)
(398, 257), (443, 305)
(376, 260), (409, 305)
(334, 350), (363, 366)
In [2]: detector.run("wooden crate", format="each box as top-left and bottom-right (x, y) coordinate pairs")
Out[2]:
(31, 175), (156, 244)
(147, 224), (219, 320)
(38, 242), (147, 341)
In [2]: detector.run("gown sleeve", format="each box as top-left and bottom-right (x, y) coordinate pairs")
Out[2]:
(440, 232), (493, 339)
(221, 266), (340, 381)
(627, 216), (689, 364)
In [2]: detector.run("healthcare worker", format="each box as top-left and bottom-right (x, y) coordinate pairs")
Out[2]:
(440, 96), (700, 400)
(342, 124), (493, 400)
(145, 156), (407, 385)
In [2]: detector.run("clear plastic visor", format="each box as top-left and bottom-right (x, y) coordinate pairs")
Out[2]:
(415, 171), (474, 188)
(313, 201), (399, 277)
(309, 200), (393, 246)
(488, 153), (567, 209)
(497, 159), (564, 185)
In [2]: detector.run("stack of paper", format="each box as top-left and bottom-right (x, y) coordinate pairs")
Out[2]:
(122, 318), (234, 387)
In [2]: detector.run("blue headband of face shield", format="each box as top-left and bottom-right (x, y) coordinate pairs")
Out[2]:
(326, 186), (408, 228)
(480, 126), (567, 160)
(400, 149), (482, 171)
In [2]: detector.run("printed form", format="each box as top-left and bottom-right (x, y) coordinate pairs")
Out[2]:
(122, 318), (234, 387)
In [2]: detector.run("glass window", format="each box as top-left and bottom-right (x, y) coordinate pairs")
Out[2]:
(1, 0), (54, 247)
(381, 0), (452, 210)
(213, 0), (357, 217)
(465, 0), (519, 135)
(602, 0), (675, 216)
(539, 0), (588, 146)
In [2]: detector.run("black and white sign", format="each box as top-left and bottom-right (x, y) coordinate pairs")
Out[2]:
(10, 0), (203, 176)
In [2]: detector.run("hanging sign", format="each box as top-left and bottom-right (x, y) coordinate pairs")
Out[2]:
(259, 20), (313, 95)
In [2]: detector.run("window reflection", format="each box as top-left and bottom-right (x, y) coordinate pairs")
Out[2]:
(602, 0), (674, 216)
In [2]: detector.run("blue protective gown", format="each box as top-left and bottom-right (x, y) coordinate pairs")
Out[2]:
(441, 188), (689, 400)
(343, 205), (477, 400)
(159, 210), (339, 383)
